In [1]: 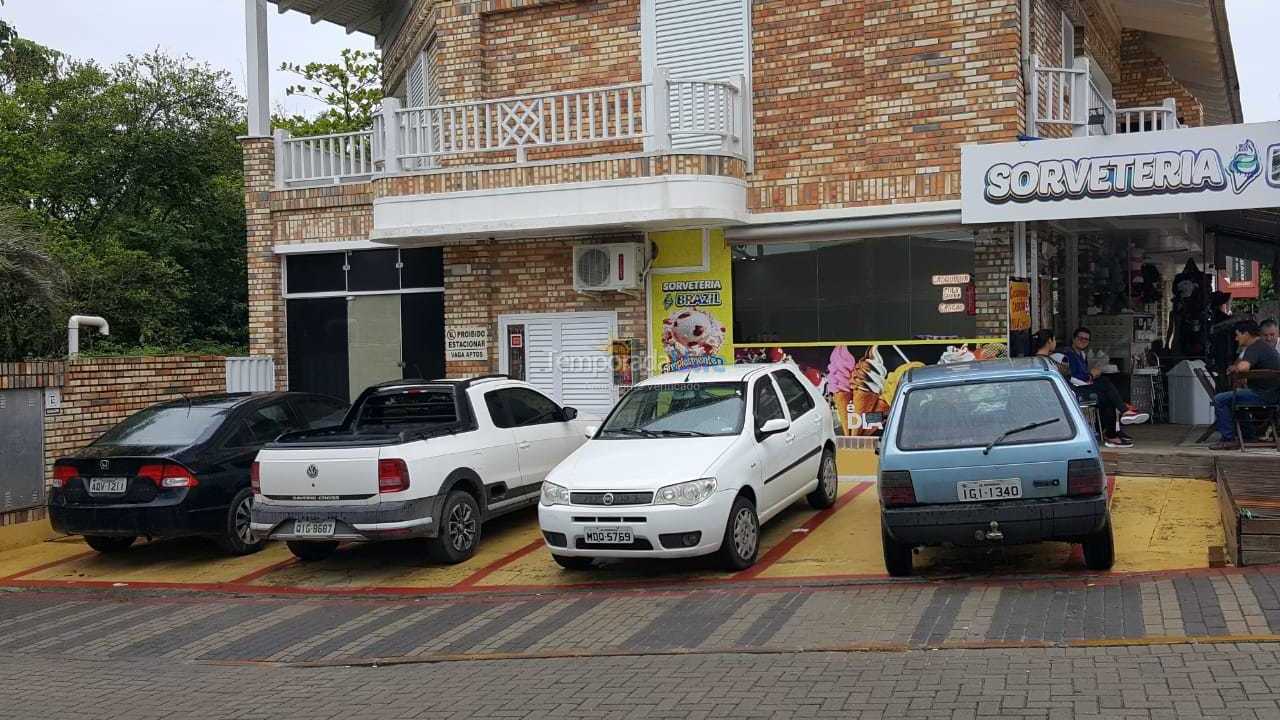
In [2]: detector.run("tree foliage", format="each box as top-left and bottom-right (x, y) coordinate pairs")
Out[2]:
(0, 27), (248, 359)
(275, 48), (383, 137)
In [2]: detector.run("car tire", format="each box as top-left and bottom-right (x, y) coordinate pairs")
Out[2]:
(426, 490), (482, 564)
(552, 554), (593, 571)
(807, 447), (839, 510)
(216, 487), (265, 556)
(882, 524), (913, 577)
(84, 535), (135, 554)
(1082, 515), (1116, 571)
(717, 494), (760, 571)
(286, 540), (338, 562)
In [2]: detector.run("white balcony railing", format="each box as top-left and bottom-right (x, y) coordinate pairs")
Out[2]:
(1116, 99), (1179, 134)
(1030, 54), (1178, 138)
(274, 68), (746, 187)
(275, 129), (377, 185)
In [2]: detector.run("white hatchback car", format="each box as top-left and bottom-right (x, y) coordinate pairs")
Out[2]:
(538, 363), (839, 571)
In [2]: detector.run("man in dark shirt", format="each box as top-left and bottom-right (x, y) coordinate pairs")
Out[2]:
(1210, 319), (1280, 450)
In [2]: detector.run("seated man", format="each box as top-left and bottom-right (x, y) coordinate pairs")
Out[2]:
(1261, 318), (1279, 350)
(1051, 326), (1149, 448)
(1210, 319), (1280, 450)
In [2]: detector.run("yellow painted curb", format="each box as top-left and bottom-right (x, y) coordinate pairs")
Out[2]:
(0, 518), (58, 553)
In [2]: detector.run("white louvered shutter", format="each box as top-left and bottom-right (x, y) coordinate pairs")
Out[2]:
(522, 319), (559, 403)
(407, 52), (427, 108)
(651, 0), (748, 150)
(556, 315), (616, 419)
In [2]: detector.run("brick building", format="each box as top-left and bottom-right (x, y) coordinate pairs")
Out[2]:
(243, 0), (1267, 435)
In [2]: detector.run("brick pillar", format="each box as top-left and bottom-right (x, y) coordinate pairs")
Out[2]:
(443, 241), (496, 377)
(241, 137), (287, 389)
(975, 225), (1015, 340)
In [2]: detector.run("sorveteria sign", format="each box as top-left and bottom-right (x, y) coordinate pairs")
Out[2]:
(961, 121), (1280, 223)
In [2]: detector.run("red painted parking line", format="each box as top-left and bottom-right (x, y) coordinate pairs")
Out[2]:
(227, 556), (300, 585)
(735, 481), (875, 581)
(0, 550), (97, 582)
(453, 539), (546, 589)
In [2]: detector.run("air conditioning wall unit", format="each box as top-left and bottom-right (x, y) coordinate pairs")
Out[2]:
(572, 243), (646, 292)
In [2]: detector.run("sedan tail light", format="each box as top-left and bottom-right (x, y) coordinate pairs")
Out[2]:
(879, 470), (917, 507)
(51, 462), (77, 489)
(138, 462), (200, 489)
(378, 459), (410, 494)
(250, 461), (261, 494)
(1067, 458), (1104, 497)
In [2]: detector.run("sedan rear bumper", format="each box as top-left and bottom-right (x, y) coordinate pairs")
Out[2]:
(250, 495), (444, 542)
(882, 495), (1108, 547)
(48, 496), (218, 539)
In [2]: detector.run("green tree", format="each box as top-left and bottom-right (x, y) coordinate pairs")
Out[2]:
(275, 48), (383, 136)
(0, 206), (67, 358)
(0, 28), (248, 359)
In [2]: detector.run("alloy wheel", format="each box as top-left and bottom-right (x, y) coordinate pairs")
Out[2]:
(732, 507), (758, 560)
(448, 502), (477, 552)
(821, 454), (838, 501)
(234, 495), (254, 545)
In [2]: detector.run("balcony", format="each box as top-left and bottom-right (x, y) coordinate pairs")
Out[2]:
(273, 70), (747, 188)
(1030, 55), (1181, 138)
(269, 70), (750, 242)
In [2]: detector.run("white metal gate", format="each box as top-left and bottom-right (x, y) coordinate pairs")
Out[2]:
(498, 311), (618, 419)
(0, 390), (44, 512)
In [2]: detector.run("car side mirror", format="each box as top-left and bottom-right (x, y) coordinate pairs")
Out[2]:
(584, 425), (598, 439)
(757, 417), (790, 438)
(560, 406), (578, 421)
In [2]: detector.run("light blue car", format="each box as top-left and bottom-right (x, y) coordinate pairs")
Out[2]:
(877, 357), (1113, 577)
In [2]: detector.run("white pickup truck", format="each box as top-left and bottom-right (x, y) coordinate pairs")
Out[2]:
(251, 376), (590, 563)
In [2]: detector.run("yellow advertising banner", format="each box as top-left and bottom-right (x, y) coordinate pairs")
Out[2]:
(648, 229), (735, 375)
(1009, 277), (1032, 333)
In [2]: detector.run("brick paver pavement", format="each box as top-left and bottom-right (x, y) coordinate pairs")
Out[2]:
(3, 644), (1280, 719)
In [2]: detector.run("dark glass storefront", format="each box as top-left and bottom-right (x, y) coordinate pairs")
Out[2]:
(731, 230), (978, 343)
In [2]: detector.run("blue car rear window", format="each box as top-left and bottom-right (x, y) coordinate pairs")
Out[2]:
(896, 378), (1074, 451)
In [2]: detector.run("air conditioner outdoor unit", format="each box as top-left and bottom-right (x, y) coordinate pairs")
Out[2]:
(572, 243), (645, 292)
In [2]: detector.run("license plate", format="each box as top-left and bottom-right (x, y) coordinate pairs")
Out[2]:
(88, 478), (128, 495)
(293, 519), (336, 537)
(584, 526), (633, 544)
(958, 479), (1022, 502)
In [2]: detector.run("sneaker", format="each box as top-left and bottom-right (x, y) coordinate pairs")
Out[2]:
(1120, 404), (1150, 425)
(1104, 434), (1133, 448)
(1209, 441), (1239, 451)
(1117, 430), (1134, 441)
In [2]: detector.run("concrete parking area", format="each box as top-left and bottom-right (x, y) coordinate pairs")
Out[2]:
(0, 475), (1225, 595)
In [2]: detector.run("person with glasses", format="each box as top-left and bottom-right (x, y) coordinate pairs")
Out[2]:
(1051, 326), (1150, 448)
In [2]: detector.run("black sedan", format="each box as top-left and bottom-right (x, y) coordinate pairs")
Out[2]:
(49, 392), (349, 555)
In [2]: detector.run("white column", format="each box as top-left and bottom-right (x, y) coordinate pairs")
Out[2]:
(380, 97), (402, 175)
(245, 0), (271, 137)
(648, 66), (671, 153)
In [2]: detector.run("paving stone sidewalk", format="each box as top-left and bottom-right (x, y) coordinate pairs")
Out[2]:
(3, 644), (1280, 720)
(3, 567), (1280, 666)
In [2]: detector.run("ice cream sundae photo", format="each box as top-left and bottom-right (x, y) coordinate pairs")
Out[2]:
(661, 308), (727, 370)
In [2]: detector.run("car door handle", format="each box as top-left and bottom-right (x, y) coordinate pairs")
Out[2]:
(785, 433), (795, 444)
(517, 441), (531, 450)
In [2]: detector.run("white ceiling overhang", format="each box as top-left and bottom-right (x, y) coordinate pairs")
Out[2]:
(1109, 0), (1242, 125)
(268, 0), (386, 37)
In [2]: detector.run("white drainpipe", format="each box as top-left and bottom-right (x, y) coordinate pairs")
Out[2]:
(68, 315), (109, 357)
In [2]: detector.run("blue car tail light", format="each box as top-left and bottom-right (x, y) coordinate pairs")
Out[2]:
(1067, 459), (1104, 497)
(879, 470), (917, 507)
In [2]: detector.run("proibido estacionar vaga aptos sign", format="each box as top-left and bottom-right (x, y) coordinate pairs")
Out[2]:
(960, 121), (1280, 224)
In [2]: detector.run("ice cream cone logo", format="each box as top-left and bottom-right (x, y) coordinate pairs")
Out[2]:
(1229, 140), (1260, 194)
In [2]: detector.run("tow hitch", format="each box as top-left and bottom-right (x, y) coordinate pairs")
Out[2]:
(977, 521), (1004, 542)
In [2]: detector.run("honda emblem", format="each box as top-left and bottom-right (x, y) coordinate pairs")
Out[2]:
(99, 460), (109, 470)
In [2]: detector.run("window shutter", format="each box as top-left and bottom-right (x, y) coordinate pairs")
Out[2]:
(1061, 12), (1076, 67)
(652, 0), (748, 150)
(407, 52), (427, 108)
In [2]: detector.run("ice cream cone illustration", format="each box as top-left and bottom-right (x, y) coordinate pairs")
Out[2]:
(850, 347), (891, 437)
(827, 346), (856, 435)
(1229, 140), (1260, 194)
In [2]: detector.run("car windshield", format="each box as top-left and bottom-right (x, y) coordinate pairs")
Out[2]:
(896, 378), (1074, 451)
(95, 406), (227, 447)
(599, 382), (746, 438)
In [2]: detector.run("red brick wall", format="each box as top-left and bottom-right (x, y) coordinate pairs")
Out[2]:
(750, 0), (1023, 212)
(0, 355), (226, 525)
(443, 235), (647, 378)
(1113, 30), (1205, 128)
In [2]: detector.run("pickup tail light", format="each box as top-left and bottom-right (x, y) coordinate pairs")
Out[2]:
(1067, 458), (1105, 497)
(250, 461), (261, 494)
(378, 459), (411, 494)
(879, 470), (917, 507)
(51, 462), (77, 489)
(138, 462), (200, 489)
